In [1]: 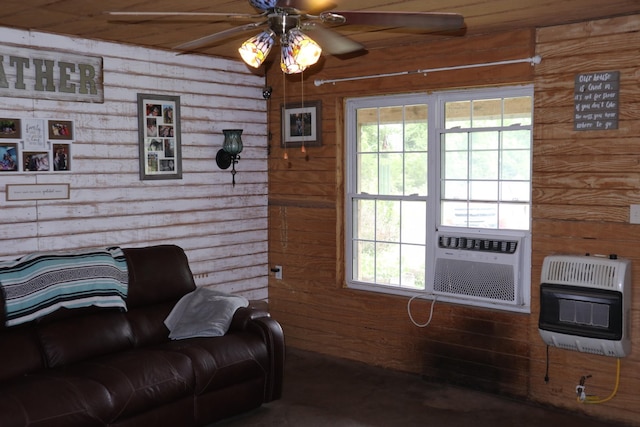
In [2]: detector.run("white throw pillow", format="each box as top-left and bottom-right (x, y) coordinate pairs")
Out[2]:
(164, 287), (249, 339)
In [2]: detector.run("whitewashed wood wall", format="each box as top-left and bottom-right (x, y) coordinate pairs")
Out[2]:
(0, 27), (269, 300)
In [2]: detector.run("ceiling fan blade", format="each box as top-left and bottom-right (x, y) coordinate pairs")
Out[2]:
(329, 11), (465, 31)
(174, 21), (267, 52)
(301, 22), (365, 55)
(105, 11), (265, 21)
(274, 0), (336, 13)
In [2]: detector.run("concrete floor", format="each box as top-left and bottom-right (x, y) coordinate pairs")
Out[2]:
(213, 347), (630, 427)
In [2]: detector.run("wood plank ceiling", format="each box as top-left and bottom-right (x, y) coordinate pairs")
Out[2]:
(1, 0), (639, 65)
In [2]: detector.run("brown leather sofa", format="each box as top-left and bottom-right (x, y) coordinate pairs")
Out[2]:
(0, 244), (285, 427)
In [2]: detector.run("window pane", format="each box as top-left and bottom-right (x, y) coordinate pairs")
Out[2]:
(471, 131), (499, 150)
(501, 181), (530, 202)
(442, 180), (467, 199)
(445, 101), (470, 128)
(499, 203), (530, 230)
(468, 202), (498, 228)
(501, 150), (530, 181)
(357, 153), (378, 193)
(405, 152), (428, 195)
(441, 200), (468, 227)
(379, 153), (403, 195)
(470, 180), (498, 200)
(376, 242), (400, 285)
(376, 200), (400, 242)
(472, 98), (502, 127)
(405, 104), (428, 151)
(379, 123), (403, 151)
(504, 97), (532, 126)
(354, 240), (375, 282)
(503, 129), (530, 149)
(443, 132), (468, 151)
(355, 199), (376, 240)
(357, 116), (379, 152)
(443, 151), (468, 180)
(470, 150), (498, 180)
(401, 201), (426, 245)
(401, 244), (425, 289)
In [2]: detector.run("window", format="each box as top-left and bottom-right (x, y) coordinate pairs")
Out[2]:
(346, 86), (533, 312)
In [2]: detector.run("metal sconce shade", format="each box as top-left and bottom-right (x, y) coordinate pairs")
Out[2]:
(222, 129), (243, 155)
(217, 129), (244, 186)
(238, 30), (275, 68)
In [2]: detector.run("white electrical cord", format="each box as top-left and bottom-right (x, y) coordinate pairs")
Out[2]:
(407, 294), (438, 327)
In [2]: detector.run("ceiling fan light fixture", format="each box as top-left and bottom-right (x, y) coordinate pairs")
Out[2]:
(239, 30), (275, 68)
(280, 43), (307, 74)
(289, 28), (322, 68)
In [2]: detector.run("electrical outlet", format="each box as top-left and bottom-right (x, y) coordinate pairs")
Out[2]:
(274, 265), (282, 280)
(630, 204), (640, 224)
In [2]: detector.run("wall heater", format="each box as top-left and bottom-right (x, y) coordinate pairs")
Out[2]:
(538, 254), (631, 357)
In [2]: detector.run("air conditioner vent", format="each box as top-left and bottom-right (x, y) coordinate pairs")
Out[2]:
(433, 232), (525, 307)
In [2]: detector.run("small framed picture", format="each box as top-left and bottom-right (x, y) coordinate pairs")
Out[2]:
(53, 144), (71, 171)
(281, 100), (322, 147)
(0, 119), (21, 139)
(138, 93), (182, 180)
(23, 152), (50, 172)
(48, 120), (74, 140)
(0, 143), (18, 171)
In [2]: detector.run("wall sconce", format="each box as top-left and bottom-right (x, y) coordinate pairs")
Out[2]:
(216, 129), (243, 186)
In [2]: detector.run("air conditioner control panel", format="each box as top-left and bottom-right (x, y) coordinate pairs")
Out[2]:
(438, 235), (518, 253)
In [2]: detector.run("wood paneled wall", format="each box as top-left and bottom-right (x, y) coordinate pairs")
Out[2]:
(267, 14), (640, 425)
(530, 15), (640, 425)
(267, 28), (536, 393)
(0, 27), (269, 300)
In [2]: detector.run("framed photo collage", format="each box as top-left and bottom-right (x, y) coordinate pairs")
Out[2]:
(0, 118), (73, 173)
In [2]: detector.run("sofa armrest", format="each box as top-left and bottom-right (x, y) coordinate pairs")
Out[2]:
(229, 304), (285, 402)
(246, 316), (285, 401)
(228, 301), (270, 332)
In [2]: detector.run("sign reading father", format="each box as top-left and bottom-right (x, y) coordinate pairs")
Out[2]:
(574, 71), (619, 131)
(0, 45), (103, 103)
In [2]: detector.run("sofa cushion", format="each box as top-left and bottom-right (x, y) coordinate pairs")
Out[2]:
(123, 245), (196, 309)
(0, 324), (44, 381)
(161, 331), (268, 395)
(125, 301), (175, 347)
(68, 348), (195, 421)
(0, 372), (112, 427)
(38, 309), (134, 367)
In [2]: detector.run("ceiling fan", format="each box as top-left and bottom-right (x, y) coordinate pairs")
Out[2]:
(107, 0), (465, 74)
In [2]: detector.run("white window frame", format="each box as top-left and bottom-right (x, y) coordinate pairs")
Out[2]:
(345, 85), (533, 313)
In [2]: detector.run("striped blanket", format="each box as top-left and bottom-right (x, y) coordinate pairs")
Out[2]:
(0, 247), (128, 327)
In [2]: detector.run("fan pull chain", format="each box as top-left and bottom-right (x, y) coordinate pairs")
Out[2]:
(300, 70), (306, 154)
(282, 69), (288, 160)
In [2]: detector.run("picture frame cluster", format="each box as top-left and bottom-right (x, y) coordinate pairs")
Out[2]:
(0, 118), (73, 173)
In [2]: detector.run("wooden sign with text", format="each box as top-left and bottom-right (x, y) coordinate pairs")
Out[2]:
(0, 45), (103, 103)
(574, 71), (619, 131)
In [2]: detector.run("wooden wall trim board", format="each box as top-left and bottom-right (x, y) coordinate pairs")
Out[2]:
(267, 14), (640, 426)
(0, 26), (269, 300)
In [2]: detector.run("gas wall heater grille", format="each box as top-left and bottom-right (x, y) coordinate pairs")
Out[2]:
(538, 254), (631, 357)
(434, 232), (525, 307)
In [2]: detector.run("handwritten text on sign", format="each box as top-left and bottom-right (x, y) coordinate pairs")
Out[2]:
(6, 184), (70, 201)
(574, 71), (619, 131)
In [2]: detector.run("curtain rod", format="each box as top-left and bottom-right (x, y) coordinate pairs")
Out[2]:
(313, 55), (542, 87)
